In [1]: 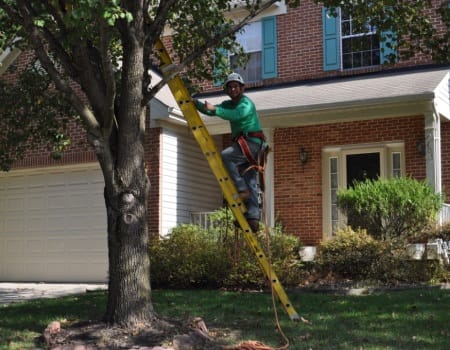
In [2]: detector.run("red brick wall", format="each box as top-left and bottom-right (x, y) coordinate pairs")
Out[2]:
(145, 126), (162, 237)
(2, 50), (96, 169)
(274, 115), (426, 245)
(199, 0), (442, 92)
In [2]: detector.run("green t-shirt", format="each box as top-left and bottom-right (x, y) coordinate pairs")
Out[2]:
(196, 95), (262, 140)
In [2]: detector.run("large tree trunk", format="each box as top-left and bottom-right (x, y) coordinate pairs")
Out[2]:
(103, 163), (154, 326)
(101, 4), (155, 325)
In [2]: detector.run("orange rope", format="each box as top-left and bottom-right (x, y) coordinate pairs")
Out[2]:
(262, 193), (290, 350)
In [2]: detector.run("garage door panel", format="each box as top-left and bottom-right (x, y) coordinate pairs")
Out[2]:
(5, 239), (24, 254)
(28, 196), (46, 210)
(48, 194), (67, 209)
(26, 217), (46, 231)
(5, 218), (25, 232)
(25, 239), (46, 254)
(5, 176), (28, 189)
(0, 164), (108, 282)
(6, 197), (26, 212)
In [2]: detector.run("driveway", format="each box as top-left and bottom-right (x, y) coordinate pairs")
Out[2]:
(0, 283), (107, 305)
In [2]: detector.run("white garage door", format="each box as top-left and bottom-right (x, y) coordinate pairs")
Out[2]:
(0, 164), (108, 282)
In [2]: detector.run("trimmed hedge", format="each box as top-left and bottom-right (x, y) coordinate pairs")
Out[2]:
(337, 177), (442, 241)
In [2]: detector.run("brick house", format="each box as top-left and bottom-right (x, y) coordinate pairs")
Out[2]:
(1, 1), (449, 282)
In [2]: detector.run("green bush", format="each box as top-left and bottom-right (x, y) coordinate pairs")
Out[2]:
(150, 224), (231, 288)
(150, 209), (304, 289)
(315, 227), (449, 284)
(337, 177), (443, 241)
(316, 226), (385, 280)
(223, 224), (304, 289)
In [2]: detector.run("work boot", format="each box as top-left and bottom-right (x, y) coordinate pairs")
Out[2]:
(247, 219), (260, 233)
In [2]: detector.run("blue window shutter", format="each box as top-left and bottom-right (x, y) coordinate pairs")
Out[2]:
(322, 7), (340, 71)
(213, 47), (227, 86)
(380, 29), (397, 64)
(262, 16), (277, 79)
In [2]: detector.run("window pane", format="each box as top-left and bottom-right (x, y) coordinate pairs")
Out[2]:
(342, 21), (351, 36)
(232, 21), (262, 83)
(362, 51), (372, 66)
(236, 21), (262, 53)
(341, 12), (380, 69)
(330, 157), (338, 235)
(343, 53), (352, 69)
(231, 52), (262, 83)
(392, 152), (401, 177)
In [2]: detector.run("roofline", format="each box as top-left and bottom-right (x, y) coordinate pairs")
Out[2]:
(195, 64), (450, 99)
(204, 94), (436, 135)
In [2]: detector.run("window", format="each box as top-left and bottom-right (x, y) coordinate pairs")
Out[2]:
(217, 16), (277, 84)
(329, 157), (339, 233)
(231, 21), (263, 83)
(341, 11), (380, 69)
(392, 152), (402, 177)
(322, 7), (396, 71)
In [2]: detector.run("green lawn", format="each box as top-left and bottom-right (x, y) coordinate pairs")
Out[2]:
(1, 287), (449, 349)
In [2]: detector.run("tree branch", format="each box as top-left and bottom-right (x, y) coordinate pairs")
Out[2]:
(98, 12), (117, 138)
(142, 0), (280, 105)
(15, 0), (101, 135)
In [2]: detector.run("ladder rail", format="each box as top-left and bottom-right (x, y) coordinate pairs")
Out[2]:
(155, 39), (300, 321)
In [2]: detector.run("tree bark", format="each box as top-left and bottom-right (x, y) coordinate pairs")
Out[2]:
(103, 167), (154, 327)
(101, 1), (155, 326)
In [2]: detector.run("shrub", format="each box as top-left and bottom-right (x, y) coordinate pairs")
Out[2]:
(337, 177), (443, 241)
(150, 208), (304, 289)
(150, 224), (231, 288)
(316, 226), (384, 280)
(223, 223), (304, 289)
(315, 227), (449, 284)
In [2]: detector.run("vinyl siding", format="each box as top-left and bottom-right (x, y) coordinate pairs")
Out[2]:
(160, 128), (223, 235)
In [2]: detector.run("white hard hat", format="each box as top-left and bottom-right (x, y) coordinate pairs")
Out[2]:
(224, 72), (245, 86)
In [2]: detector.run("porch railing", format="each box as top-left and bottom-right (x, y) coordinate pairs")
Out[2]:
(440, 203), (450, 225)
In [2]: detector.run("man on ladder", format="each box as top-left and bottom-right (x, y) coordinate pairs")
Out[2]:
(194, 73), (268, 233)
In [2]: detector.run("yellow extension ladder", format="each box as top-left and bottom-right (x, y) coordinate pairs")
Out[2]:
(155, 39), (300, 321)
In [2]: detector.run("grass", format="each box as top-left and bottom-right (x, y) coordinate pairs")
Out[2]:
(1, 287), (450, 349)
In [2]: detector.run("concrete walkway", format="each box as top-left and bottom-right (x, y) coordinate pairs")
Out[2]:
(0, 283), (107, 305)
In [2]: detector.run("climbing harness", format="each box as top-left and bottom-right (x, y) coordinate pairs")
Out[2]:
(234, 132), (270, 192)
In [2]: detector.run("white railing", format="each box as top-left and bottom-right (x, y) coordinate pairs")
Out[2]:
(190, 211), (215, 230)
(440, 203), (450, 225)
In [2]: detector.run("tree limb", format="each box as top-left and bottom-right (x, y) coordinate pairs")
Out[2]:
(16, 0), (101, 135)
(142, 0), (280, 105)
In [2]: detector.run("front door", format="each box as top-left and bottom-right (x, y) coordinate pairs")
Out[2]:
(345, 152), (380, 230)
(346, 152), (380, 187)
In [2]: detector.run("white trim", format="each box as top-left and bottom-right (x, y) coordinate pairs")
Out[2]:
(0, 162), (100, 177)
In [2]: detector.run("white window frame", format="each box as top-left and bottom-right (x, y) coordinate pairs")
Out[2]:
(230, 21), (263, 83)
(339, 9), (381, 70)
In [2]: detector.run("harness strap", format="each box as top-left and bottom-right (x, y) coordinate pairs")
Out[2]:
(235, 134), (270, 192)
(233, 131), (266, 142)
(236, 136), (257, 165)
